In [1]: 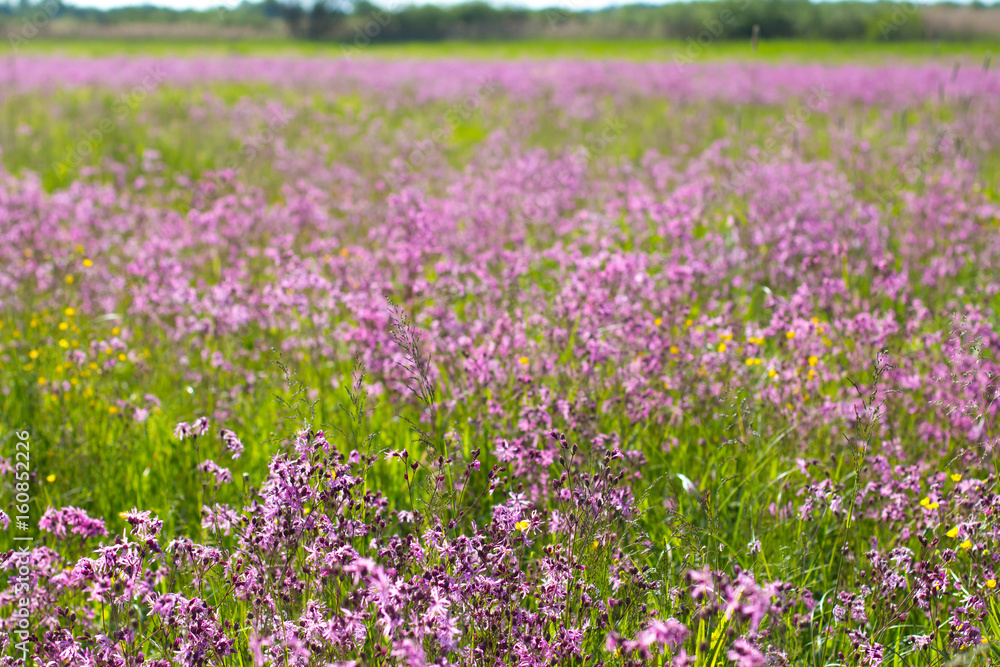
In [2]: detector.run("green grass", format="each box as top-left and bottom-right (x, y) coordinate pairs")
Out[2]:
(1, 76), (996, 535)
(11, 36), (1000, 63)
(2, 63), (1000, 666)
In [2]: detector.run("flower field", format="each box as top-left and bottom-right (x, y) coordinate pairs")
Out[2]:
(2, 56), (1000, 666)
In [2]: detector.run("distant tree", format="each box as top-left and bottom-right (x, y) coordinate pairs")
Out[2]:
(10, 0), (1000, 43)
(261, 0), (284, 18)
(307, 0), (343, 38)
(352, 0), (375, 16)
(276, 0), (348, 39)
(279, 0), (304, 36)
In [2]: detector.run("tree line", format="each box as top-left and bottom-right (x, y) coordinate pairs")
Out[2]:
(3, 0), (1000, 41)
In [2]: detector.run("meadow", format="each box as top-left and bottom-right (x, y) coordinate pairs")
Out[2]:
(1, 48), (1000, 667)
(9, 37), (1000, 61)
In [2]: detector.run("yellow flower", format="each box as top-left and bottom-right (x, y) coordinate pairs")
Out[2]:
(340, 248), (350, 257)
(303, 507), (312, 515)
(112, 327), (120, 336)
(515, 520), (530, 532)
(58, 322), (69, 331)
(65, 275), (74, 284)
(83, 258), (93, 267)
(960, 540), (972, 550)
(807, 369), (816, 380)
(108, 406), (119, 415)
(717, 342), (727, 353)
(45, 474), (55, 483)
(947, 527), (960, 538)
(23, 248), (33, 258)
(768, 369), (778, 379)
(785, 331), (795, 340)
(808, 355), (818, 367)
(64, 307), (75, 317)
(951, 473), (962, 482)
(118, 512), (128, 518)
(745, 357), (756, 366)
(811, 317), (819, 324)
(593, 540), (599, 549)
(654, 317), (662, 327)
(29, 349), (39, 359)
(518, 356), (529, 365)
(38, 377), (47, 385)
(987, 579), (997, 589)
(118, 353), (127, 362)
(76, 245), (84, 254)
(59, 339), (69, 348)
(720, 333), (733, 341)
(89, 362), (99, 370)
(748, 336), (765, 345)
(669, 346), (679, 355)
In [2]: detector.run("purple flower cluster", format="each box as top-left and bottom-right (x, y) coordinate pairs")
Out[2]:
(0, 426), (685, 666)
(3, 56), (1000, 666)
(38, 506), (109, 540)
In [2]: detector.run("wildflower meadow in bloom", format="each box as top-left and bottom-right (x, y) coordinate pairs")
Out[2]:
(1, 54), (1000, 666)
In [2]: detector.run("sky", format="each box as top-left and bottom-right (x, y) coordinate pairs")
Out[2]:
(71, 0), (976, 14)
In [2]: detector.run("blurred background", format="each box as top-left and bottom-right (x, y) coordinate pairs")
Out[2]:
(3, 0), (1000, 54)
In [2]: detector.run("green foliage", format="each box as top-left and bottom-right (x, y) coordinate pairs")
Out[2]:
(0, 0), (997, 42)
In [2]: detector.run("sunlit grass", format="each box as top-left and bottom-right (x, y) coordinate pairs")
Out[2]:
(11, 36), (1000, 62)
